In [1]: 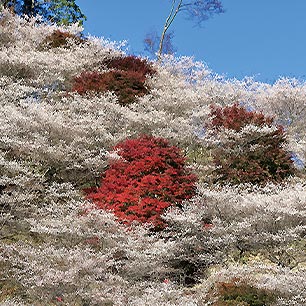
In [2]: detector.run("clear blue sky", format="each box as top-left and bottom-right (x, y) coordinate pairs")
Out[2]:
(75, 0), (306, 83)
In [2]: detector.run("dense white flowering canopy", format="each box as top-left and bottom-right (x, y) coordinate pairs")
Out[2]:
(0, 10), (305, 305)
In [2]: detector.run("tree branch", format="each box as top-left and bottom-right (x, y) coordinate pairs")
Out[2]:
(158, 0), (183, 60)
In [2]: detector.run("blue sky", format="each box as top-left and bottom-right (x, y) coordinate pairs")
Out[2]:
(75, 0), (306, 83)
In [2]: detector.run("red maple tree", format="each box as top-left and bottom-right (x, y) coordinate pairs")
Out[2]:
(85, 135), (197, 229)
(209, 104), (295, 184)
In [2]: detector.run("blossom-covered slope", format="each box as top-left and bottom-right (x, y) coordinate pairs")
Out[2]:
(0, 11), (305, 305)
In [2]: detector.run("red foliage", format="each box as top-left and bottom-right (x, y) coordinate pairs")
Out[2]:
(104, 55), (156, 77)
(71, 70), (148, 105)
(209, 104), (295, 184)
(71, 55), (156, 105)
(85, 135), (197, 229)
(210, 103), (273, 131)
(40, 30), (85, 49)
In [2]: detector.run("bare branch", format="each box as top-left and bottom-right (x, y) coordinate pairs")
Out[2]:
(158, 0), (183, 60)
(157, 0), (224, 60)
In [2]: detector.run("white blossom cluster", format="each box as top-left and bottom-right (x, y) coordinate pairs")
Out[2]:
(0, 10), (305, 305)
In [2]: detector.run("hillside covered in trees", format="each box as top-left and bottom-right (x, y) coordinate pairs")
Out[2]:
(0, 11), (305, 305)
